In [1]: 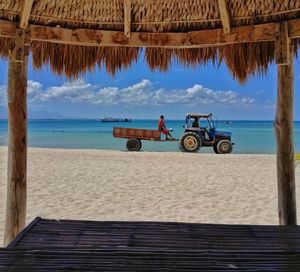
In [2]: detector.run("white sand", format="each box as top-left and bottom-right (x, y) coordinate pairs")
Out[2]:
(1, 147), (300, 244)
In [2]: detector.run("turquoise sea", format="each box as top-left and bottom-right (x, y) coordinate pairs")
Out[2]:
(0, 119), (299, 154)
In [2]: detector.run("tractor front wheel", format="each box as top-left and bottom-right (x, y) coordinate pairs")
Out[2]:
(179, 132), (202, 153)
(216, 140), (233, 154)
(213, 144), (219, 154)
(126, 138), (141, 151)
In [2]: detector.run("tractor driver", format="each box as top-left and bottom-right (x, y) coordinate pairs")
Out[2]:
(192, 117), (200, 128)
(158, 115), (173, 140)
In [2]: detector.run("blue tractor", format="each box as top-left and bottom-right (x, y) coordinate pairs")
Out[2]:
(178, 113), (233, 154)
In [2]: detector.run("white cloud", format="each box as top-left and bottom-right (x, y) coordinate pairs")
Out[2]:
(0, 85), (6, 106)
(36, 80), (98, 103)
(0, 80), (43, 105)
(0, 79), (255, 108)
(27, 80), (42, 95)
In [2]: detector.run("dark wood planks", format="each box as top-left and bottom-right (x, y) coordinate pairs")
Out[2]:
(12, 218), (300, 251)
(0, 248), (300, 271)
(6, 217), (41, 248)
(1, 218), (300, 271)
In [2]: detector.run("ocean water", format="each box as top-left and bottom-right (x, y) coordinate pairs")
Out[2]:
(0, 119), (299, 154)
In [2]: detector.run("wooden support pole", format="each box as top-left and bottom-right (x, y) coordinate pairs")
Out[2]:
(20, 0), (34, 29)
(275, 22), (297, 225)
(124, 0), (131, 38)
(217, 0), (231, 34)
(4, 29), (28, 246)
(275, 22), (290, 65)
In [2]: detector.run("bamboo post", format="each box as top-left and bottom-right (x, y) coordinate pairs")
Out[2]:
(4, 29), (28, 245)
(275, 22), (297, 225)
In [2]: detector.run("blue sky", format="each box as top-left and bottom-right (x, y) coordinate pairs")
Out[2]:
(0, 51), (300, 120)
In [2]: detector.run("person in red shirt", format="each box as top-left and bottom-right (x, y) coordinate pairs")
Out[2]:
(158, 115), (173, 140)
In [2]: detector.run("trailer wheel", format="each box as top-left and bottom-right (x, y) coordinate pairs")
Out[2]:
(216, 140), (233, 154)
(179, 132), (202, 153)
(137, 140), (142, 151)
(126, 138), (141, 151)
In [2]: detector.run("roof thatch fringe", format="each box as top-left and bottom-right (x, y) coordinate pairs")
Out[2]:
(218, 42), (275, 83)
(294, 39), (300, 58)
(144, 44), (275, 83)
(144, 47), (217, 71)
(96, 47), (140, 75)
(31, 42), (99, 77)
(31, 42), (140, 77)
(2, 40), (298, 83)
(174, 48), (218, 67)
(145, 48), (173, 71)
(0, 37), (14, 58)
(219, 41), (300, 83)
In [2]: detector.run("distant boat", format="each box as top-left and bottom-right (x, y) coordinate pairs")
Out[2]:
(224, 121), (232, 124)
(100, 117), (132, 123)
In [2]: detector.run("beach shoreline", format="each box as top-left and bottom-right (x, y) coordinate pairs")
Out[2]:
(1, 147), (299, 246)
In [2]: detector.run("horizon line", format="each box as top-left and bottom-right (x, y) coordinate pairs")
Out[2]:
(1, 118), (300, 122)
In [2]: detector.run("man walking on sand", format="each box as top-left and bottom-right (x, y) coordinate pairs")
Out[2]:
(158, 115), (173, 140)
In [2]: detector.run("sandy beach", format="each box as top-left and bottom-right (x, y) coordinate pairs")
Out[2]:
(1, 147), (299, 244)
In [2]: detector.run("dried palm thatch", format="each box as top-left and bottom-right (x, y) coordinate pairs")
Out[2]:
(97, 47), (140, 75)
(2, 0), (299, 31)
(0, 38), (14, 58)
(31, 42), (140, 77)
(218, 42), (275, 82)
(0, 0), (300, 82)
(144, 44), (277, 83)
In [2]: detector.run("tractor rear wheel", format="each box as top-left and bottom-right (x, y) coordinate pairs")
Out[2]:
(179, 132), (202, 153)
(216, 140), (233, 154)
(126, 138), (141, 151)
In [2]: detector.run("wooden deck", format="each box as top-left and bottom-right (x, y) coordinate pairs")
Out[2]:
(1, 217), (300, 271)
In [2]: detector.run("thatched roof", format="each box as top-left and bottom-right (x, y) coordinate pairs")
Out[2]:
(0, 0), (300, 82)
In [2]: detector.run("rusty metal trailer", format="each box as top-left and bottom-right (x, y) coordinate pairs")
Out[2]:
(113, 127), (176, 151)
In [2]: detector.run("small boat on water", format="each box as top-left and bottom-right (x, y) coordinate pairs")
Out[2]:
(100, 117), (132, 123)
